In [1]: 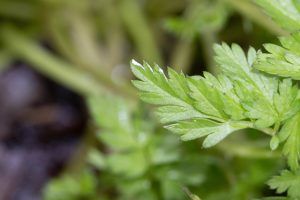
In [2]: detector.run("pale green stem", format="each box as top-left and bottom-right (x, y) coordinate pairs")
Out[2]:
(100, 0), (126, 68)
(222, 0), (288, 36)
(118, 0), (163, 65)
(1, 28), (137, 99)
(234, 121), (275, 136)
(218, 140), (281, 159)
(68, 12), (112, 73)
(201, 31), (218, 74)
(171, 38), (193, 73)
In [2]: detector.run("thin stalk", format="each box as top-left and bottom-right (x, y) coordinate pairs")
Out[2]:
(1, 28), (137, 99)
(48, 10), (136, 97)
(67, 12), (112, 74)
(2, 28), (101, 96)
(47, 14), (81, 66)
(218, 140), (281, 159)
(201, 31), (218, 74)
(118, 0), (163, 65)
(98, 0), (126, 68)
(171, 37), (193, 73)
(222, 0), (288, 36)
(235, 121), (275, 136)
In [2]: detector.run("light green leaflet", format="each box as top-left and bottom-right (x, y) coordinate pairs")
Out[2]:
(166, 119), (246, 148)
(214, 43), (279, 128)
(278, 112), (300, 170)
(131, 44), (300, 151)
(215, 43), (300, 127)
(131, 59), (247, 147)
(255, 31), (300, 80)
(268, 169), (300, 198)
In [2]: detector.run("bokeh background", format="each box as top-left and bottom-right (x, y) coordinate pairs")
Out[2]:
(0, 0), (287, 199)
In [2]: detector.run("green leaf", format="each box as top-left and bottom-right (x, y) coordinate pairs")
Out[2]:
(87, 148), (107, 170)
(214, 43), (279, 127)
(278, 112), (300, 170)
(255, 32), (300, 80)
(98, 129), (137, 151)
(255, 0), (300, 31)
(268, 169), (300, 198)
(214, 44), (278, 103)
(107, 150), (148, 178)
(274, 79), (300, 121)
(166, 119), (246, 147)
(270, 135), (280, 150)
(188, 72), (246, 121)
(44, 171), (96, 200)
(88, 95), (132, 132)
(188, 76), (227, 119)
(117, 179), (157, 200)
(131, 59), (252, 147)
(131, 60), (206, 123)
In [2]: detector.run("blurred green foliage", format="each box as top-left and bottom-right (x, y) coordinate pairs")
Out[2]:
(0, 0), (295, 199)
(44, 94), (283, 200)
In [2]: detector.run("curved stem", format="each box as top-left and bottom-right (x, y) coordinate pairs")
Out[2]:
(218, 140), (281, 159)
(1, 27), (138, 100)
(118, 0), (163, 65)
(235, 121), (275, 136)
(222, 0), (288, 36)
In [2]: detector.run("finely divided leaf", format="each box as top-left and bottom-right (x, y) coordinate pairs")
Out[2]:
(131, 60), (246, 147)
(188, 77), (227, 119)
(214, 43), (279, 127)
(131, 60), (206, 123)
(278, 112), (300, 170)
(255, 32), (300, 80)
(268, 169), (300, 198)
(131, 42), (300, 152)
(165, 119), (247, 147)
(274, 79), (300, 121)
(214, 43), (278, 103)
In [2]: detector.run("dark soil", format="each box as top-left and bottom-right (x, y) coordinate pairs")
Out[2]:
(0, 62), (87, 200)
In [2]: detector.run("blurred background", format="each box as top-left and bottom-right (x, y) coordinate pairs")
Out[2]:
(0, 0), (288, 199)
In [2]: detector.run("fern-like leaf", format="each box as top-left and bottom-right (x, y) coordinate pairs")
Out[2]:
(131, 44), (300, 153)
(268, 169), (300, 198)
(131, 59), (248, 147)
(278, 112), (300, 170)
(255, 32), (300, 80)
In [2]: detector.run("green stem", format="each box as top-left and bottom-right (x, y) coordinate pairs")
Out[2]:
(67, 12), (112, 74)
(48, 8), (137, 98)
(171, 37), (193, 73)
(218, 140), (281, 159)
(99, 0), (126, 68)
(235, 121), (275, 136)
(2, 28), (101, 96)
(118, 0), (163, 65)
(201, 31), (218, 74)
(1, 27), (137, 99)
(222, 0), (288, 36)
